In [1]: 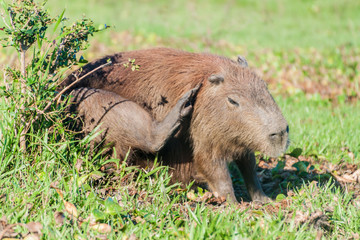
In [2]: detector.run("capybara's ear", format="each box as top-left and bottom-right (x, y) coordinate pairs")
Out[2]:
(237, 55), (248, 67)
(208, 74), (224, 85)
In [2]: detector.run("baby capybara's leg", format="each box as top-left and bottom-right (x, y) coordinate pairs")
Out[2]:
(235, 152), (270, 203)
(147, 84), (201, 152)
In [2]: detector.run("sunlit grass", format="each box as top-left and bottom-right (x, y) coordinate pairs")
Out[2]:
(1, 0), (360, 239)
(277, 93), (360, 163)
(47, 0), (360, 49)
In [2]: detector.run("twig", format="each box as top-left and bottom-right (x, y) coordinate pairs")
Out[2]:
(8, 10), (15, 30)
(2, 71), (10, 105)
(19, 49), (27, 151)
(3, 71), (9, 91)
(21, 16), (31, 30)
(54, 60), (112, 105)
(0, 11), (11, 29)
(24, 61), (112, 131)
(0, 224), (17, 239)
(53, 38), (66, 69)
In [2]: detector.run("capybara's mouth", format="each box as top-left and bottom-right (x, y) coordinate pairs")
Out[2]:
(262, 133), (290, 158)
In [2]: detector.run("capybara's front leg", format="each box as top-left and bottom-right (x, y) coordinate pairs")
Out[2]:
(194, 158), (237, 203)
(235, 152), (270, 203)
(147, 84), (201, 152)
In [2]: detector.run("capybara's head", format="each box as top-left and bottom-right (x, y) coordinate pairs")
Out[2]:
(191, 60), (289, 159)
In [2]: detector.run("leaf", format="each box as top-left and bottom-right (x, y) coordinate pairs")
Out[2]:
(82, 184), (92, 191)
(134, 216), (146, 224)
(79, 58), (88, 63)
(271, 161), (285, 174)
(90, 223), (112, 233)
(75, 159), (84, 172)
(251, 210), (264, 216)
(122, 234), (137, 240)
(200, 192), (213, 202)
(0, 223), (17, 238)
(94, 234), (109, 240)
(89, 171), (105, 180)
(104, 197), (123, 216)
(294, 210), (309, 226)
(50, 184), (64, 199)
(186, 191), (198, 201)
(0, 1), (9, 15)
(92, 209), (107, 221)
(64, 201), (78, 218)
(185, 204), (200, 225)
(98, 24), (106, 31)
(23, 234), (41, 240)
(54, 211), (65, 227)
(276, 194), (286, 201)
(53, 9), (65, 33)
(24, 222), (42, 234)
(292, 161), (308, 173)
(289, 148), (302, 158)
(77, 174), (89, 186)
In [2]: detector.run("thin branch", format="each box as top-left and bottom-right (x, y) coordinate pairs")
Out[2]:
(25, 60), (112, 130)
(21, 16), (31, 30)
(3, 71), (10, 105)
(0, 11), (11, 29)
(19, 49), (27, 151)
(8, 10), (15, 30)
(20, 50), (26, 91)
(54, 60), (112, 105)
(3, 71), (10, 92)
(53, 38), (66, 68)
(0, 224), (17, 240)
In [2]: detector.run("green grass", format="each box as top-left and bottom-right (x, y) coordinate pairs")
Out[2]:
(1, 0), (360, 239)
(1, 88), (359, 239)
(1, 137), (359, 239)
(277, 93), (360, 163)
(47, 0), (360, 50)
(0, 123), (357, 240)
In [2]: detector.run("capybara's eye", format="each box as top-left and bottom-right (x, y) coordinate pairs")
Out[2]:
(227, 97), (239, 106)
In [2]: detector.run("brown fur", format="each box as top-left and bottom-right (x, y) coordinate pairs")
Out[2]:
(62, 48), (289, 202)
(69, 86), (199, 163)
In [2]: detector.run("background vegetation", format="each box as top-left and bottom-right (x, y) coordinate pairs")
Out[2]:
(0, 0), (359, 239)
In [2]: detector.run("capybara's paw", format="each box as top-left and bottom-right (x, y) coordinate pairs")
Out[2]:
(179, 83), (202, 117)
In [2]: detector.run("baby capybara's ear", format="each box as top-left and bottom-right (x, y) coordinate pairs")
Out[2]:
(208, 74), (224, 85)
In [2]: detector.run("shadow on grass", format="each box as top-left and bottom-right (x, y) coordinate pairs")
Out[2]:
(230, 154), (347, 202)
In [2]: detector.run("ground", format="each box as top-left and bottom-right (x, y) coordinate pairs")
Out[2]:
(0, 0), (359, 239)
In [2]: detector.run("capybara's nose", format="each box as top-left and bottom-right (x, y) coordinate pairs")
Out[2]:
(269, 125), (288, 143)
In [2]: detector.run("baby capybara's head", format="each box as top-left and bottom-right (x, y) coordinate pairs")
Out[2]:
(191, 61), (289, 159)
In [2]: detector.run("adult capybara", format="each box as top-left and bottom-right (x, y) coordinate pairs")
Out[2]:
(69, 86), (199, 161)
(62, 48), (289, 203)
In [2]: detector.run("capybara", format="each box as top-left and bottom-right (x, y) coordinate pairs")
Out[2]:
(62, 48), (289, 203)
(69, 86), (200, 160)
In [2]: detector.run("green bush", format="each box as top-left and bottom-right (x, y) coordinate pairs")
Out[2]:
(0, 0), (108, 159)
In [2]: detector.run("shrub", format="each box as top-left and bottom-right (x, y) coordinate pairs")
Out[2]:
(0, 0), (108, 170)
